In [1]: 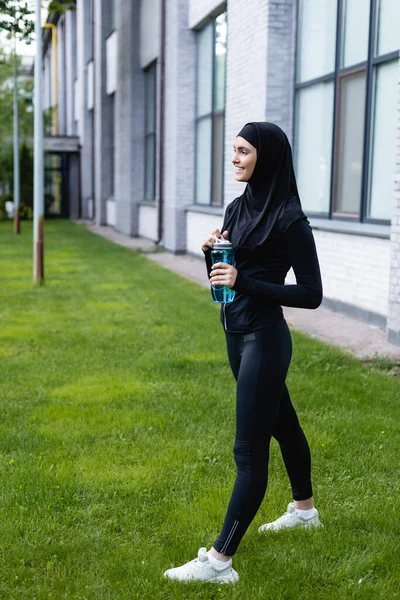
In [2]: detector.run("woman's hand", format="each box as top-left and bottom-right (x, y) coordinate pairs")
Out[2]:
(210, 262), (238, 288)
(201, 229), (229, 252)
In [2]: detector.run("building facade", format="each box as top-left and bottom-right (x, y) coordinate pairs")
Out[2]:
(42, 0), (400, 345)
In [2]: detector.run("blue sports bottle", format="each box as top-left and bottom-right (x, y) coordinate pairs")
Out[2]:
(210, 239), (236, 304)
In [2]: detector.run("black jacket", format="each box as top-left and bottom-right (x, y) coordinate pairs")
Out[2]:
(204, 214), (323, 333)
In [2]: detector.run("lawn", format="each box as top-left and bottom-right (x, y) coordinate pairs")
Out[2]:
(0, 220), (399, 600)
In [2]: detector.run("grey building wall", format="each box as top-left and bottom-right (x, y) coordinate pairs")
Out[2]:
(388, 59), (400, 345)
(162, 0), (196, 253)
(94, 0), (115, 226)
(65, 10), (77, 136)
(140, 0), (160, 68)
(76, 0), (94, 219)
(189, 0), (225, 28)
(265, 0), (297, 142)
(114, 0), (145, 235)
(224, 0), (269, 207)
(57, 16), (67, 135)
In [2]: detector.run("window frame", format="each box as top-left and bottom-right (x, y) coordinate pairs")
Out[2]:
(294, 0), (399, 225)
(194, 12), (227, 207)
(144, 61), (157, 203)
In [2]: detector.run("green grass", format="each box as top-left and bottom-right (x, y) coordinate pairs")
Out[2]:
(0, 219), (399, 600)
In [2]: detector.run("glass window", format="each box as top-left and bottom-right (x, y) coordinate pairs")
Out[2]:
(197, 23), (213, 118)
(295, 82), (334, 214)
(295, 0), (397, 224)
(214, 14), (227, 111)
(376, 0), (400, 56)
(297, 0), (338, 82)
(195, 118), (212, 205)
(368, 60), (398, 220)
(334, 70), (367, 216)
(145, 64), (157, 202)
(211, 113), (224, 206)
(195, 13), (227, 206)
(109, 93), (115, 197)
(341, 0), (370, 67)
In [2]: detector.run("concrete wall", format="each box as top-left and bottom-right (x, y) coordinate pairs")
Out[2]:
(76, 0), (94, 219)
(189, 0), (225, 29)
(163, 0), (196, 253)
(140, 0), (161, 67)
(114, 0), (145, 235)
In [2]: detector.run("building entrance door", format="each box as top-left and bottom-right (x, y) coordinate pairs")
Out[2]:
(44, 152), (69, 217)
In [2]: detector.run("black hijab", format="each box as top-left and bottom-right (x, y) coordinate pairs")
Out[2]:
(222, 122), (305, 249)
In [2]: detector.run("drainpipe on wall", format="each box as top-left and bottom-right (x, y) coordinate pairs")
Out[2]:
(156, 0), (166, 245)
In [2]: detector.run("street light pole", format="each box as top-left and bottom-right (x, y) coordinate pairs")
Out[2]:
(13, 9), (20, 234)
(14, 31), (20, 233)
(33, 0), (44, 282)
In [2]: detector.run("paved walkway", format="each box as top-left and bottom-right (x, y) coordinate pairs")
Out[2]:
(78, 221), (400, 361)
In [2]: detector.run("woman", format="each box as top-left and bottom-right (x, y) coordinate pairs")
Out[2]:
(164, 122), (323, 584)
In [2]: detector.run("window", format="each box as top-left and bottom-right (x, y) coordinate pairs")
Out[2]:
(297, 0), (338, 82)
(195, 12), (227, 206)
(144, 63), (157, 202)
(368, 59), (398, 219)
(295, 82), (334, 214)
(295, 0), (400, 223)
(110, 0), (116, 32)
(341, 0), (370, 67)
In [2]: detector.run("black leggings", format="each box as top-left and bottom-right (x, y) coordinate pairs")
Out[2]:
(213, 320), (313, 556)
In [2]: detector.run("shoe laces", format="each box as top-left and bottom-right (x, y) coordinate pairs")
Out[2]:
(274, 508), (297, 525)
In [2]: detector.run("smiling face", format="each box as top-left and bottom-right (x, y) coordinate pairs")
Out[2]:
(232, 136), (257, 182)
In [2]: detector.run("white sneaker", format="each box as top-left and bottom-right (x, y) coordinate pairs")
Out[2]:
(164, 547), (239, 584)
(258, 502), (323, 532)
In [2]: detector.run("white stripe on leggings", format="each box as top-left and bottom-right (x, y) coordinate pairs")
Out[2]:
(221, 519), (239, 554)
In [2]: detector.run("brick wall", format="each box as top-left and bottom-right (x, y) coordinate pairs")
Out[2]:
(188, 0), (225, 29)
(224, 0), (269, 207)
(163, 0), (196, 252)
(140, 0), (161, 68)
(114, 0), (144, 236)
(265, 0), (297, 142)
(387, 59), (400, 344)
(76, 0), (93, 219)
(309, 230), (389, 321)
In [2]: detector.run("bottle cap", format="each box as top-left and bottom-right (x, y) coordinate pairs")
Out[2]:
(212, 237), (233, 249)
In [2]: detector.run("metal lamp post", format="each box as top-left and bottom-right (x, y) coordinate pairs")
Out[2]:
(13, 12), (20, 234)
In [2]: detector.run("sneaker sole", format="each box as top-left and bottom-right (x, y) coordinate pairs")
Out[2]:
(258, 517), (323, 533)
(211, 569), (240, 584)
(164, 569), (240, 584)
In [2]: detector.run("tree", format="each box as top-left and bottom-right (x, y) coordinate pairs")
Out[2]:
(0, 49), (34, 218)
(0, 1), (76, 44)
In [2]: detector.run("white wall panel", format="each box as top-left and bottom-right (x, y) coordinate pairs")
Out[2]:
(106, 31), (117, 95)
(139, 205), (158, 240)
